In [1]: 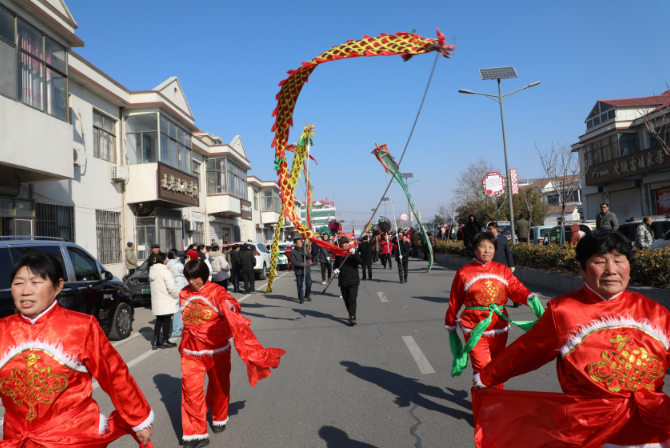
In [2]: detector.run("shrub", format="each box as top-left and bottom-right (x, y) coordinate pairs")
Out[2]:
(434, 240), (467, 257)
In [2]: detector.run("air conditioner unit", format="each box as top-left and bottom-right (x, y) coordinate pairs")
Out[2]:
(73, 148), (85, 166)
(185, 221), (197, 232)
(111, 165), (128, 182)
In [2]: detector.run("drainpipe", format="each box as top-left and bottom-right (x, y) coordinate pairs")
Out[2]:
(120, 106), (129, 263)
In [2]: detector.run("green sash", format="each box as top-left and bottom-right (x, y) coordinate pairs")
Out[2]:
(449, 296), (545, 377)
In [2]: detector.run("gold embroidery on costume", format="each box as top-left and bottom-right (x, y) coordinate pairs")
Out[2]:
(474, 280), (506, 306)
(588, 335), (663, 393)
(0, 352), (68, 420)
(183, 301), (213, 326)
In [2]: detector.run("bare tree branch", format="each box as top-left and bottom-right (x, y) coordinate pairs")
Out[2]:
(637, 84), (670, 156)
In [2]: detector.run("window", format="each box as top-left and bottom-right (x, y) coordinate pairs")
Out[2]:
(586, 102), (615, 130)
(36, 203), (74, 241)
(67, 247), (100, 281)
(619, 133), (639, 157)
(262, 188), (281, 212)
(547, 194), (559, 206)
(93, 110), (116, 163)
(0, 248), (13, 290)
(0, 5), (16, 100)
(192, 222), (205, 245)
(206, 157), (227, 194)
(95, 210), (121, 265)
(9, 245), (67, 278)
(136, 217), (156, 260)
(126, 114), (158, 164)
(227, 160), (247, 199)
(193, 160), (201, 179)
(253, 189), (260, 210)
(159, 114), (192, 171)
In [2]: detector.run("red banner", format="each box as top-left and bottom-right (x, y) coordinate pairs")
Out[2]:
(656, 187), (670, 214)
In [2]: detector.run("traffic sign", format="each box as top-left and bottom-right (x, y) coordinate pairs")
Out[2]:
(510, 169), (519, 195)
(400, 213), (409, 222)
(482, 172), (506, 196)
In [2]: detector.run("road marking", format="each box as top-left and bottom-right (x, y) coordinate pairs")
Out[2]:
(377, 292), (388, 302)
(239, 272), (288, 303)
(402, 336), (436, 374)
(111, 331), (142, 348)
(92, 348), (158, 390)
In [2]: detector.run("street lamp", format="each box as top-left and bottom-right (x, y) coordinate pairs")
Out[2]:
(459, 66), (540, 244)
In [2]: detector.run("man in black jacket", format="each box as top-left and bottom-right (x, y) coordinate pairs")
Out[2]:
(358, 235), (373, 280)
(333, 237), (361, 326)
(318, 234), (332, 285)
(290, 238), (313, 304)
(396, 231), (411, 283)
(238, 243), (257, 293)
(230, 245), (242, 292)
(486, 222), (518, 307)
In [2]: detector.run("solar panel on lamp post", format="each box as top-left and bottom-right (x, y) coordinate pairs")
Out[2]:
(458, 66), (541, 244)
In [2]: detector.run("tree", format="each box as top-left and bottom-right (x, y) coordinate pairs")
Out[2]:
(451, 157), (508, 225)
(637, 87), (670, 155)
(513, 186), (549, 232)
(536, 141), (585, 243)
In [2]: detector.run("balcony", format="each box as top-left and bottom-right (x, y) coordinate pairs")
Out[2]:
(0, 95), (73, 183)
(261, 210), (281, 225)
(207, 194), (241, 218)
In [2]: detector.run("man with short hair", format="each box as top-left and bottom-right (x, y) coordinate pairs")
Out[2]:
(333, 237), (362, 326)
(211, 238), (216, 246)
(125, 242), (137, 276)
(148, 243), (161, 266)
(290, 238), (313, 304)
(231, 245), (242, 292)
(396, 232), (411, 284)
(487, 222), (518, 307)
(636, 216), (654, 249)
(358, 235), (373, 281)
(515, 214), (530, 243)
(238, 243), (257, 293)
(596, 203), (619, 231)
(319, 233), (332, 285)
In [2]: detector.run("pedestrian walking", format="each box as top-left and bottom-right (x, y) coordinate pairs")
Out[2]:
(168, 250), (188, 338)
(463, 214), (482, 259)
(515, 214), (530, 243)
(125, 242), (137, 276)
(149, 252), (179, 350)
(180, 259), (285, 447)
(358, 235), (373, 280)
(371, 234), (379, 263)
(310, 240), (320, 265)
(380, 233), (394, 269)
(423, 232), (433, 261)
(210, 245), (231, 290)
(636, 216), (654, 249)
(231, 245), (242, 292)
(333, 237), (362, 326)
(396, 231), (410, 283)
(290, 238), (313, 303)
(319, 236), (332, 284)
(239, 243), (257, 293)
(595, 203), (619, 230)
(411, 230), (422, 257)
(487, 222), (518, 307)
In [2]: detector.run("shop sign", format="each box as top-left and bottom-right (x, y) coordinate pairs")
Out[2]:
(510, 169), (519, 194)
(240, 199), (253, 221)
(656, 187), (670, 214)
(157, 162), (200, 207)
(586, 148), (669, 186)
(482, 172), (506, 196)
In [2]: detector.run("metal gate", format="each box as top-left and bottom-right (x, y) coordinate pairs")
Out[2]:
(609, 188), (643, 220)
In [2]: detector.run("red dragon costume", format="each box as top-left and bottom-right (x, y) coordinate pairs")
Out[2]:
(474, 286), (670, 448)
(0, 301), (153, 447)
(179, 281), (285, 443)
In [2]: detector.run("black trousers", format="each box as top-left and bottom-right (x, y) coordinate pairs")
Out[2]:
(362, 263), (372, 279)
(381, 254), (393, 268)
(321, 262), (332, 281)
(423, 246), (429, 260)
(397, 258), (409, 281)
(242, 269), (255, 292)
(154, 314), (172, 342)
(341, 284), (359, 317)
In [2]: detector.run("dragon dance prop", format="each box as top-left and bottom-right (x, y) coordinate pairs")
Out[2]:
(265, 30), (454, 292)
(372, 143), (433, 272)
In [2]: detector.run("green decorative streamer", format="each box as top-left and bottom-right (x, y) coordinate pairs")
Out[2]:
(449, 296), (545, 377)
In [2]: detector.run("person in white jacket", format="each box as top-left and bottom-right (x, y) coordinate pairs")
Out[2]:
(209, 245), (230, 290)
(168, 250), (188, 338)
(149, 252), (180, 349)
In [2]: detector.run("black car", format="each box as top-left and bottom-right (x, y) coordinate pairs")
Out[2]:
(0, 237), (134, 340)
(126, 259), (151, 303)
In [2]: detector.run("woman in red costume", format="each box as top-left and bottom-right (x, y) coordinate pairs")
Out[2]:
(180, 259), (285, 448)
(446, 232), (540, 381)
(474, 230), (670, 448)
(1, 253), (153, 447)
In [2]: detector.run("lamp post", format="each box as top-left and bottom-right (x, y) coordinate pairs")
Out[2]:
(459, 67), (540, 244)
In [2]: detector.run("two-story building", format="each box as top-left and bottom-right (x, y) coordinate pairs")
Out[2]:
(526, 176), (583, 225)
(572, 91), (670, 221)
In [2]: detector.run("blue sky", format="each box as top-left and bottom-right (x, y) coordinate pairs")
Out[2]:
(68, 0), (670, 227)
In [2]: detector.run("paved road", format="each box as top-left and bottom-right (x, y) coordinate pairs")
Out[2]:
(98, 258), (670, 447)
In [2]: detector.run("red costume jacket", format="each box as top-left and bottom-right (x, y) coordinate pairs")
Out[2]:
(475, 287), (670, 448)
(179, 282), (285, 386)
(445, 260), (532, 335)
(380, 239), (395, 255)
(0, 302), (153, 447)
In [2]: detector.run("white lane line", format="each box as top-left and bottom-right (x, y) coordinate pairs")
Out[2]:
(239, 272), (288, 303)
(93, 348), (158, 390)
(111, 331), (142, 348)
(377, 292), (388, 302)
(402, 336), (436, 375)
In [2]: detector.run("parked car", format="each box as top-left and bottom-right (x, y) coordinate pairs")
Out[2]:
(617, 216), (670, 247)
(267, 243), (291, 270)
(528, 226), (554, 245)
(485, 221), (517, 242)
(543, 223), (596, 245)
(126, 259), (151, 303)
(650, 229), (670, 250)
(0, 236), (134, 340)
(223, 241), (271, 279)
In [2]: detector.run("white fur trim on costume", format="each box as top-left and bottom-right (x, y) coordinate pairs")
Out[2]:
(460, 323), (509, 338)
(473, 373), (486, 389)
(180, 295), (220, 314)
(182, 339), (232, 357)
(0, 339), (88, 372)
(445, 325), (457, 331)
(183, 434), (209, 441)
(603, 442), (670, 448)
(98, 413), (109, 435)
(224, 299), (237, 312)
(463, 274), (508, 293)
(21, 300), (57, 324)
(131, 409), (154, 432)
(212, 417), (229, 426)
(561, 315), (670, 358)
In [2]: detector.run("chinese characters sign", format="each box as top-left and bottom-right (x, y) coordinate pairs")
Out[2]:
(482, 172), (506, 196)
(157, 162), (200, 207)
(585, 147), (669, 186)
(510, 169), (519, 195)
